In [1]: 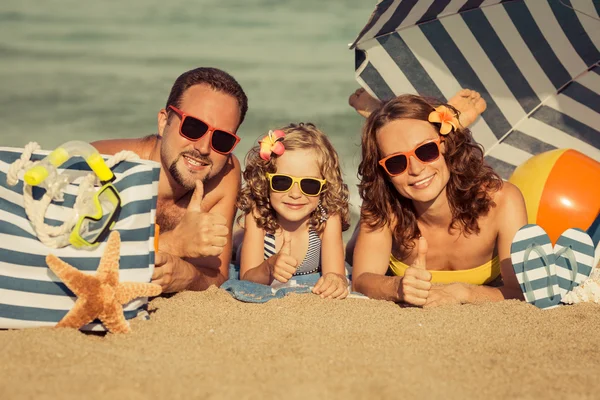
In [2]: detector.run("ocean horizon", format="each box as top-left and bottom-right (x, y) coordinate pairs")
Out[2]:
(0, 0), (377, 235)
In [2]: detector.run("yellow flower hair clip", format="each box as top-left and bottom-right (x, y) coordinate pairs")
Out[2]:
(259, 129), (285, 161)
(428, 105), (459, 135)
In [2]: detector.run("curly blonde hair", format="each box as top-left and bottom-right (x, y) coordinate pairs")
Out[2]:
(237, 122), (350, 234)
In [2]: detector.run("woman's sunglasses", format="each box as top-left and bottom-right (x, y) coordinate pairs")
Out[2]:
(266, 173), (326, 197)
(168, 105), (241, 155)
(378, 137), (444, 176)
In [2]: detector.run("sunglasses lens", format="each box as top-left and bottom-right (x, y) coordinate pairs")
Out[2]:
(300, 179), (322, 196)
(385, 155), (408, 175)
(415, 142), (440, 163)
(181, 117), (209, 140)
(271, 175), (293, 192)
(212, 130), (238, 154)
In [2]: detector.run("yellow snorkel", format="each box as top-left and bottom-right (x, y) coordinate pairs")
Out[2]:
(23, 141), (122, 249)
(24, 141), (114, 187)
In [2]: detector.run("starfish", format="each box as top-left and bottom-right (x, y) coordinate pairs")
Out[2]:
(46, 231), (162, 333)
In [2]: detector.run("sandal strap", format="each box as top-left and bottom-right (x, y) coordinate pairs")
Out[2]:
(522, 244), (556, 303)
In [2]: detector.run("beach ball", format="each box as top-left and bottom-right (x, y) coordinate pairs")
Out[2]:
(509, 149), (600, 244)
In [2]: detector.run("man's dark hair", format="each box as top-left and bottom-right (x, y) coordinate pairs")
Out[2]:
(165, 67), (248, 127)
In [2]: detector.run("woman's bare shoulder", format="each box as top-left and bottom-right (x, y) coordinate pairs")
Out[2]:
(492, 180), (524, 205)
(489, 180), (527, 224)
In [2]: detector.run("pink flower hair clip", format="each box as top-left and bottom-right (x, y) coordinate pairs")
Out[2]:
(428, 105), (459, 135)
(259, 129), (285, 161)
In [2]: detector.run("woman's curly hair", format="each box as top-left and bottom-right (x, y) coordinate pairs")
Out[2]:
(237, 122), (350, 234)
(359, 94), (502, 252)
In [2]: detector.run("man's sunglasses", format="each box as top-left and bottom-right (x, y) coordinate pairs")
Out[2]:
(168, 105), (240, 154)
(266, 173), (326, 197)
(378, 137), (444, 176)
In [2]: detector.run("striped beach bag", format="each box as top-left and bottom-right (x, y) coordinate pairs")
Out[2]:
(0, 145), (160, 330)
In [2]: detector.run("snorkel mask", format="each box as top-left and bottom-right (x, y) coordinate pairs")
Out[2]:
(24, 141), (122, 249)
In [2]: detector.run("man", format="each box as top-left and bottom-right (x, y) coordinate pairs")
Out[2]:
(93, 67), (247, 293)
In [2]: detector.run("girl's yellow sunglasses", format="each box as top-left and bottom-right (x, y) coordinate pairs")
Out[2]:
(266, 173), (326, 196)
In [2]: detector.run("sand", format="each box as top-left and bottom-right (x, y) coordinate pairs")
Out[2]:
(1, 287), (599, 400)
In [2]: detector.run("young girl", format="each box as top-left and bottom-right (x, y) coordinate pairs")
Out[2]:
(237, 123), (351, 299)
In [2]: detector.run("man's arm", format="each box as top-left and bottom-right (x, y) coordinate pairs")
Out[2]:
(152, 156), (241, 292)
(187, 156), (240, 290)
(187, 155), (242, 290)
(152, 252), (224, 292)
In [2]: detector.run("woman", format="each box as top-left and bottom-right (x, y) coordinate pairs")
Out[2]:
(351, 94), (527, 307)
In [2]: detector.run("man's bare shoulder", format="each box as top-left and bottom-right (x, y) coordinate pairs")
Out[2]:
(91, 135), (157, 159)
(203, 154), (241, 208)
(224, 154), (242, 188)
(212, 154), (241, 189)
(230, 153), (242, 178)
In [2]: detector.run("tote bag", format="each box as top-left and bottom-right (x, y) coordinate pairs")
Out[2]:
(0, 146), (160, 331)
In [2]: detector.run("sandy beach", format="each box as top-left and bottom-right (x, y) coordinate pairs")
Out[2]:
(2, 287), (599, 399)
(2, 1), (599, 398)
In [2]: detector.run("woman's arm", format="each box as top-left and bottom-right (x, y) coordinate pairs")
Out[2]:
(352, 219), (402, 301)
(353, 221), (432, 305)
(426, 182), (527, 306)
(489, 182), (528, 300)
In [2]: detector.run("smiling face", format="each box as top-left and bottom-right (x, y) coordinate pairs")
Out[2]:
(269, 149), (322, 227)
(159, 84), (241, 191)
(376, 118), (450, 204)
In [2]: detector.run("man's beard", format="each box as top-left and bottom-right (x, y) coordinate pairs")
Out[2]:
(168, 151), (212, 191)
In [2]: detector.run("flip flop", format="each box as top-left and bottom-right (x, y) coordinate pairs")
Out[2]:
(554, 228), (595, 299)
(511, 224), (561, 309)
(586, 213), (600, 268)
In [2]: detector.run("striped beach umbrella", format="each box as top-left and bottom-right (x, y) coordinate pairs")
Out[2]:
(350, 0), (600, 179)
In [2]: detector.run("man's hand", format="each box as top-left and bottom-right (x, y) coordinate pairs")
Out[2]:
(398, 236), (432, 306)
(313, 273), (349, 299)
(269, 232), (298, 283)
(152, 251), (195, 293)
(173, 180), (228, 258)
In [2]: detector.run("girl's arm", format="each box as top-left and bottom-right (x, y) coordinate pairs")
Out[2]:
(239, 213), (274, 285)
(319, 214), (346, 276)
(312, 214), (348, 299)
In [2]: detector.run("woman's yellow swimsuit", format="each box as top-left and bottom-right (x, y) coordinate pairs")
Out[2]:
(389, 254), (501, 285)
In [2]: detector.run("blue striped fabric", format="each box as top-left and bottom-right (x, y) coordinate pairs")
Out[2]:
(553, 228), (596, 297)
(0, 147), (160, 330)
(351, 0), (600, 178)
(263, 231), (322, 276)
(510, 224), (562, 309)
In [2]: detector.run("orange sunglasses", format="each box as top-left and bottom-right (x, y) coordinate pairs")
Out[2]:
(378, 137), (445, 176)
(168, 105), (240, 154)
